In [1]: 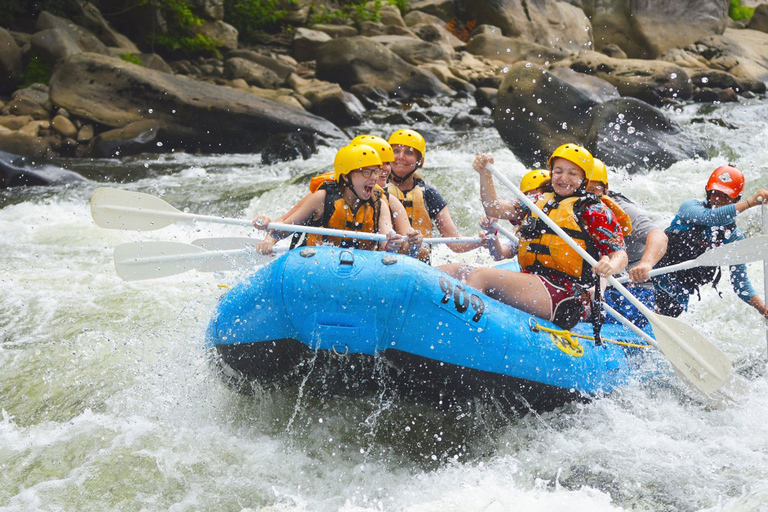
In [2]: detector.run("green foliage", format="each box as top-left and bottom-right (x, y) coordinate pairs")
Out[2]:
(387, 0), (408, 15)
(120, 54), (144, 65)
(19, 57), (52, 87)
(309, 0), (382, 26)
(224, 0), (295, 35)
(729, 0), (754, 21)
(137, 0), (222, 57)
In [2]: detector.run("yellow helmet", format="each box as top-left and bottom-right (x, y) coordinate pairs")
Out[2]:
(334, 144), (382, 182)
(548, 143), (594, 177)
(351, 135), (394, 163)
(520, 169), (551, 194)
(588, 158), (608, 186)
(388, 129), (426, 158)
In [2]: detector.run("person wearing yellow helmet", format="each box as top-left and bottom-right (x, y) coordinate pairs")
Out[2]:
(253, 143), (404, 254)
(387, 128), (480, 262)
(519, 169), (551, 195)
(266, 135), (423, 255)
(585, 158), (667, 327)
(444, 144), (627, 330)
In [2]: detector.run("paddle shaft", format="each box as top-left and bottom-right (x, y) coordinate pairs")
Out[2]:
(99, 204), (253, 227)
(486, 164), (725, 379)
(490, 221), (519, 243)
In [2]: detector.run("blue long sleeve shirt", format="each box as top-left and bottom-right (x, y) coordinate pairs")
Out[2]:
(667, 199), (755, 303)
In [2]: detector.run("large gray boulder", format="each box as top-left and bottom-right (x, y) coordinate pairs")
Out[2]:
(466, 33), (568, 66)
(0, 28), (23, 95)
(315, 36), (452, 98)
(554, 51), (693, 106)
(580, 0), (729, 59)
(458, 0), (593, 52)
(493, 62), (705, 172)
(49, 52), (345, 154)
(659, 28), (768, 93)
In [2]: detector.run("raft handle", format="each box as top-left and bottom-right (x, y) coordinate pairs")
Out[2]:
(339, 250), (354, 266)
(332, 344), (349, 356)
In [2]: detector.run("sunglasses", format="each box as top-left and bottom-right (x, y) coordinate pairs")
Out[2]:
(355, 167), (383, 178)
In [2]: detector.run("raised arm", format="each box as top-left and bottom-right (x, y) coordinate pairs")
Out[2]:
(473, 154), (523, 221)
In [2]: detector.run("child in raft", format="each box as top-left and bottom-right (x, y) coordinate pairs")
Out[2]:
(442, 143), (628, 329)
(253, 144), (404, 253)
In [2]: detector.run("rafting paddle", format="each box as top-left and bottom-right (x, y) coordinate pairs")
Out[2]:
(616, 235), (768, 284)
(91, 187), (481, 245)
(113, 240), (285, 280)
(485, 164), (732, 394)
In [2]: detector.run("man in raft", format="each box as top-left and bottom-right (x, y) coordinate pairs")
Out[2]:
(653, 165), (768, 318)
(449, 143), (628, 329)
(253, 144), (404, 253)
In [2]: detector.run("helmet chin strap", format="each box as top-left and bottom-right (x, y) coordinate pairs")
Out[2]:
(341, 175), (366, 202)
(390, 167), (418, 184)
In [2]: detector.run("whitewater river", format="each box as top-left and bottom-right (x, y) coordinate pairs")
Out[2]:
(2, 97), (768, 511)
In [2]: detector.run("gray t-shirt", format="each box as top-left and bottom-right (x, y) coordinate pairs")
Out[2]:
(611, 192), (659, 268)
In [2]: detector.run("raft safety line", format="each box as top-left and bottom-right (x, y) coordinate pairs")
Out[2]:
(531, 321), (652, 349)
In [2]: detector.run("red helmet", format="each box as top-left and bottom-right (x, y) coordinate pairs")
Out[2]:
(706, 165), (745, 199)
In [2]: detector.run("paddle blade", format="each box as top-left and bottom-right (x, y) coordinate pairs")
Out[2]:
(191, 237), (261, 251)
(697, 235), (768, 267)
(647, 313), (732, 393)
(91, 187), (182, 231)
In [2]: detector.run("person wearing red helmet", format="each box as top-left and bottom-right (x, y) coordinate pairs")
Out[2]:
(653, 165), (768, 318)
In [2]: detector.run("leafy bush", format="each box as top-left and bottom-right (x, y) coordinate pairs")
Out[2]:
(0, 0), (68, 26)
(120, 54), (144, 65)
(387, 0), (408, 15)
(224, 0), (295, 35)
(309, 0), (382, 26)
(19, 57), (53, 87)
(135, 0), (222, 57)
(729, 0), (754, 21)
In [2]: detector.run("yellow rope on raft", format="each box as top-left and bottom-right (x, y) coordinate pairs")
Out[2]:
(533, 322), (652, 358)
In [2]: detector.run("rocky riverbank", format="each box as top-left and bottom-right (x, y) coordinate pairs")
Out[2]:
(2, 0), (768, 186)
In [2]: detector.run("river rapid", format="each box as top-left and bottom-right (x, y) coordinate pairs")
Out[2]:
(2, 97), (768, 512)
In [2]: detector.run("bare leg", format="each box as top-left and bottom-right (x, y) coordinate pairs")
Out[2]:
(437, 263), (475, 282)
(465, 267), (552, 319)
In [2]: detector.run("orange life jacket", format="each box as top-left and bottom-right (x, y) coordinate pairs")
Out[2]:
(387, 176), (433, 262)
(600, 195), (632, 237)
(517, 192), (602, 285)
(305, 181), (381, 251)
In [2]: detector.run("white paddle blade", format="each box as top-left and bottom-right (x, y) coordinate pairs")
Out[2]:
(91, 188), (182, 231)
(697, 235), (768, 267)
(647, 313), (732, 393)
(191, 237), (262, 251)
(114, 241), (265, 281)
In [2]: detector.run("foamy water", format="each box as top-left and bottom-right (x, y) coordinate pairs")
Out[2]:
(1, 98), (767, 511)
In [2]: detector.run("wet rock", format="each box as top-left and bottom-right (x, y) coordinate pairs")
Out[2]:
(349, 84), (390, 108)
(588, 0), (728, 58)
(411, 23), (464, 53)
(51, 114), (78, 138)
(315, 37), (452, 99)
(67, 0), (141, 52)
(224, 57), (283, 88)
(293, 28), (332, 62)
(0, 149), (86, 187)
(360, 22), (416, 37)
(474, 87), (497, 110)
(309, 24), (358, 38)
(408, 0), (456, 22)
(50, 53), (345, 154)
(261, 132), (320, 164)
(0, 115), (33, 130)
(748, 4), (768, 33)
(389, 39), (451, 65)
(449, 112), (492, 130)
(419, 62), (475, 93)
(194, 20), (238, 51)
(466, 33), (567, 66)
(87, 119), (160, 157)
(460, 0), (592, 52)
(227, 50), (296, 83)
(692, 87), (739, 103)
(2, 96), (50, 120)
(556, 51), (692, 106)
(601, 44), (627, 59)
(0, 28), (23, 95)
(0, 131), (51, 159)
(493, 61), (705, 172)
(548, 66), (621, 104)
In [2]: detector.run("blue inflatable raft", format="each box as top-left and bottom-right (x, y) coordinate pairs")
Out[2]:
(206, 246), (652, 412)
